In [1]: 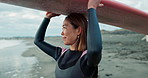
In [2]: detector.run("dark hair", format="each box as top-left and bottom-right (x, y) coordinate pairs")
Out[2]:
(65, 13), (87, 51)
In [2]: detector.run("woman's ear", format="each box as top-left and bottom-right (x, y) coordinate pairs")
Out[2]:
(76, 26), (82, 35)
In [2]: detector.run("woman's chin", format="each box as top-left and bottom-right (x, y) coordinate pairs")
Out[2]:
(63, 42), (70, 45)
(64, 43), (69, 45)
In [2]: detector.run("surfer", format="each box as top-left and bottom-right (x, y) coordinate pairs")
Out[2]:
(34, 0), (103, 78)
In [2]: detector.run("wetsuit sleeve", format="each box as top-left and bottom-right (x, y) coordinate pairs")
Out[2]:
(87, 8), (102, 67)
(34, 18), (62, 60)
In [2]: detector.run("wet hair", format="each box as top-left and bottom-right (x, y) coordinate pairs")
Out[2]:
(65, 13), (87, 51)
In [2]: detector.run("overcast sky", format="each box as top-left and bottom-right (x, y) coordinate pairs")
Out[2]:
(0, 0), (148, 37)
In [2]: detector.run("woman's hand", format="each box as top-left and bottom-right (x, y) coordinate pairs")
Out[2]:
(45, 12), (60, 19)
(88, 0), (104, 9)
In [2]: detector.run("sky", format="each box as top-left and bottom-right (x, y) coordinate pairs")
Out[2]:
(0, 0), (148, 37)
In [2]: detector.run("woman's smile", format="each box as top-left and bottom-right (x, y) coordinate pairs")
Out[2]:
(62, 36), (66, 41)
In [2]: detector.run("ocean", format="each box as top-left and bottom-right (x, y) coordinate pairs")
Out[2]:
(0, 40), (39, 78)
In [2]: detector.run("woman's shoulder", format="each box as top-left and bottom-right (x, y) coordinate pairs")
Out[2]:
(80, 50), (87, 58)
(58, 47), (69, 55)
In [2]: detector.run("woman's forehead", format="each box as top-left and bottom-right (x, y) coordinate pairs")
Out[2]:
(63, 20), (71, 25)
(64, 19), (70, 23)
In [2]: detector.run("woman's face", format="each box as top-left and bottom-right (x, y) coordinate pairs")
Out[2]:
(61, 19), (78, 45)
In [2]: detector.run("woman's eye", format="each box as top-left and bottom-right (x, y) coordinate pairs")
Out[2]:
(62, 26), (66, 30)
(62, 28), (64, 30)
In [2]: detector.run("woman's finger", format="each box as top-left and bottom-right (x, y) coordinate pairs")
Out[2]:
(98, 3), (104, 7)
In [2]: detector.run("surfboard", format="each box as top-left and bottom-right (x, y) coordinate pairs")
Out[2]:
(0, 0), (148, 34)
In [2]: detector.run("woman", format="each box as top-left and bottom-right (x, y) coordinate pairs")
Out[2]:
(34, 0), (103, 78)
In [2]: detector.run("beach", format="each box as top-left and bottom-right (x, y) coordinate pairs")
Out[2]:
(0, 30), (148, 78)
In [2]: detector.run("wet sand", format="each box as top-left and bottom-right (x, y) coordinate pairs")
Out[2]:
(1, 29), (148, 78)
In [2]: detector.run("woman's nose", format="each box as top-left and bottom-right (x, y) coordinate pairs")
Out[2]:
(61, 31), (64, 36)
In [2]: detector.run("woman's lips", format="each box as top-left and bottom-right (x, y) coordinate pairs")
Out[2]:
(62, 36), (66, 41)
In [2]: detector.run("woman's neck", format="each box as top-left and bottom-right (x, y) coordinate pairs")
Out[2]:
(70, 44), (76, 51)
(70, 38), (79, 51)
(70, 41), (79, 51)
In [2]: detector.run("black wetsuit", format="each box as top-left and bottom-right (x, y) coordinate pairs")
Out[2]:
(34, 8), (102, 78)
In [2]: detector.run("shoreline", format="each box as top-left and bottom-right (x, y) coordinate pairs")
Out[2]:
(22, 47), (56, 78)
(21, 38), (57, 78)
(1, 32), (148, 78)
